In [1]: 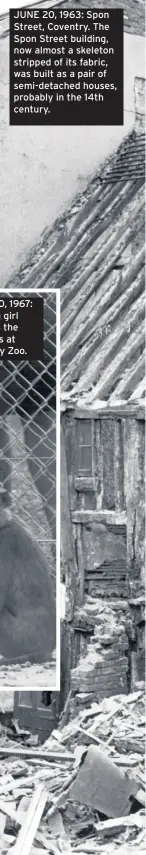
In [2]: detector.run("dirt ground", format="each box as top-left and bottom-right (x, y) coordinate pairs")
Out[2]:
(0, 28), (145, 286)
(0, 660), (56, 688)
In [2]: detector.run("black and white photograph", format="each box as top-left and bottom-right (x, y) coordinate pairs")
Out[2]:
(0, 290), (60, 688)
(0, 0), (145, 853)
(0, 1), (145, 288)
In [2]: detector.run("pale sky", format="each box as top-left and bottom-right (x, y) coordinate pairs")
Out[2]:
(0, 1), (35, 13)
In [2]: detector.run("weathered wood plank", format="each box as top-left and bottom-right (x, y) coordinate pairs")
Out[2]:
(64, 414), (77, 511)
(0, 746), (72, 761)
(130, 376), (146, 400)
(101, 419), (115, 510)
(76, 525), (85, 606)
(86, 319), (145, 402)
(10, 785), (47, 855)
(71, 510), (127, 526)
(61, 401), (145, 421)
(61, 189), (144, 324)
(59, 620), (74, 705)
(110, 349), (145, 401)
(57, 182), (135, 295)
(123, 419), (145, 595)
(75, 285), (145, 397)
(60, 417), (77, 622)
(114, 421), (124, 511)
(74, 475), (103, 494)
(95, 419), (103, 509)
(61, 246), (144, 370)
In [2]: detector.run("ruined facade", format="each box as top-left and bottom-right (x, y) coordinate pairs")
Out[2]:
(59, 81), (145, 714)
(14, 691), (58, 743)
(7, 80), (145, 717)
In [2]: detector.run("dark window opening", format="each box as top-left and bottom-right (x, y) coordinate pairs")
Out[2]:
(41, 692), (52, 707)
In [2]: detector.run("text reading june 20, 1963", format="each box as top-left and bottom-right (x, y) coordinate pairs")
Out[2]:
(10, 9), (123, 126)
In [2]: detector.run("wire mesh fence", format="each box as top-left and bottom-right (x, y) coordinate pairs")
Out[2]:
(0, 292), (57, 584)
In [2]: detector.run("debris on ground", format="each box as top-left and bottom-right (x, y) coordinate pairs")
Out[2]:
(71, 598), (129, 712)
(0, 689), (145, 853)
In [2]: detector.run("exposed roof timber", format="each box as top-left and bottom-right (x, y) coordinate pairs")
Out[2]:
(130, 376), (146, 401)
(56, 182), (141, 300)
(15, 180), (110, 291)
(6, 131), (144, 293)
(84, 319), (145, 403)
(61, 190), (144, 334)
(69, 293), (144, 398)
(34, 180), (137, 292)
(59, 135), (145, 408)
(109, 349), (145, 401)
(68, 179), (112, 239)
(62, 292), (145, 398)
(61, 248), (144, 374)
(42, 182), (115, 284)
(24, 179), (143, 295)
(55, 180), (135, 294)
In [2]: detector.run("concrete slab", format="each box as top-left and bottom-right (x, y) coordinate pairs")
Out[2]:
(69, 745), (139, 817)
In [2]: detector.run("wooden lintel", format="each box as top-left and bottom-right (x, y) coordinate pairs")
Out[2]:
(75, 476), (95, 492)
(61, 401), (145, 421)
(71, 509), (127, 527)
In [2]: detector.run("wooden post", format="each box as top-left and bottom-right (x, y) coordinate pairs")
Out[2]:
(61, 415), (77, 622)
(114, 420), (124, 511)
(60, 415), (78, 705)
(134, 77), (145, 134)
(76, 524), (85, 606)
(124, 418), (145, 598)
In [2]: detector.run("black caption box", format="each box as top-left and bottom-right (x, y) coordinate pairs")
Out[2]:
(10, 8), (123, 125)
(0, 296), (43, 360)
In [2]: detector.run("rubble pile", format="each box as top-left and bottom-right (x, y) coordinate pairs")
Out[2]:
(72, 598), (129, 713)
(0, 688), (145, 854)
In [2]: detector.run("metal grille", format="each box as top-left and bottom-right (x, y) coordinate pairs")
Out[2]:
(0, 292), (57, 580)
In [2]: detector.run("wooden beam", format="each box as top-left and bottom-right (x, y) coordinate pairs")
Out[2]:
(0, 746), (73, 762)
(75, 476), (96, 492)
(61, 245), (144, 367)
(0, 794), (48, 855)
(65, 292), (144, 399)
(130, 376), (146, 400)
(11, 785), (47, 855)
(110, 350), (145, 401)
(76, 525), (85, 606)
(114, 420), (124, 511)
(60, 190), (144, 324)
(81, 312), (145, 403)
(61, 401), (145, 421)
(123, 418), (145, 594)
(0, 798), (48, 851)
(57, 182), (134, 296)
(71, 510), (127, 527)
(61, 417), (77, 621)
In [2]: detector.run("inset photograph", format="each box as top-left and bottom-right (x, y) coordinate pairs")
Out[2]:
(0, 291), (60, 689)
